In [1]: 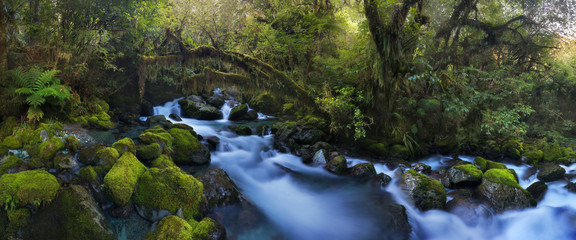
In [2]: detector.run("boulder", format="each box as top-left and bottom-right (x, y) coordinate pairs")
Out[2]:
(2, 136), (22, 149)
(477, 169), (536, 213)
(77, 146), (104, 165)
(133, 167), (203, 221)
(181, 101), (223, 120)
(206, 136), (220, 151)
(537, 164), (566, 182)
(0, 170), (60, 209)
(348, 162), (377, 180)
(448, 164), (483, 187)
(136, 143), (162, 162)
(145, 215), (225, 240)
(400, 169), (446, 211)
(65, 136), (81, 153)
(104, 152), (147, 206)
(94, 147), (120, 171)
(33, 136), (65, 164)
(325, 156), (347, 175)
(25, 185), (115, 240)
(526, 181), (548, 202)
(207, 94), (225, 108)
(228, 125), (252, 136)
(169, 113), (183, 121)
(310, 149), (328, 166)
(54, 154), (78, 172)
(169, 128), (210, 165)
(139, 127), (173, 149)
(197, 168), (242, 212)
(473, 157), (507, 172)
(150, 155), (176, 169)
(292, 128), (326, 145)
(146, 115), (173, 129)
(411, 163), (432, 175)
(523, 150), (543, 164)
(228, 104), (248, 121)
(112, 137), (136, 155)
(0, 156), (24, 175)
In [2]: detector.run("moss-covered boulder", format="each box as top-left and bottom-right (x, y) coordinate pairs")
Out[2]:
(348, 162), (377, 180)
(140, 130), (173, 149)
(2, 136), (22, 149)
(228, 125), (252, 136)
(448, 164), (483, 187)
(248, 92), (282, 114)
(34, 136), (65, 164)
(54, 154), (78, 172)
(390, 144), (411, 159)
(181, 101), (223, 120)
(169, 128), (210, 165)
(25, 185), (115, 240)
(145, 215), (224, 240)
(112, 138), (136, 155)
(0, 116), (18, 138)
(79, 166), (99, 185)
(325, 155), (348, 175)
(473, 157), (507, 172)
(137, 143), (162, 162)
(133, 167), (203, 221)
(197, 168), (242, 212)
(6, 207), (30, 233)
(400, 169), (446, 211)
(150, 155), (176, 169)
(94, 147), (120, 170)
(477, 169), (535, 213)
(87, 112), (115, 130)
(207, 94), (226, 108)
(536, 164), (566, 182)
(502, 140), (524, 160)
(228, 104), (249, 121)
(523, 150), (543, 164)
(0, 156), (23, 175)
(65, 136), (81, 153)
(146, 115), (173, 129)
(542, 143), (565, 162)
(104, 152), (147, 206)
(0, 170), (60, 209)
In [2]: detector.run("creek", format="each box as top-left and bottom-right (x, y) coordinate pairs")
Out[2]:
(150, 98), (576, 240)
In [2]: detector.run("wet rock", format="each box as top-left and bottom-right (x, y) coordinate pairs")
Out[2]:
(411, 163), (432, 175)
(537, 164), (566, 182)
(53, 153), (78, 172)
(25, 185), (115, 240)
(181, 101), (223, 120)
(146, 115), (173, 129)
(375, 173), (392, 187)
(228, 125), (252, 136)
(292, 128), (326, 145)
(229, 104), (248, 121)
(169, 128), (211, 165)
(527, 181), (548, 202)
(169, 113), (183, 121)
(473, 156), (507, 172)
(400, 169), (447, 211)
(447, 189), (492, 225)
(197, 168), (243, 213)
(206, 136), (220, 151)
(110, 204), (136, 219)
(348, 162), (377, 180)
(310, 149), (328, 166)
(477, 169), (536, 213)
(325, 155), (347, 175)
(77, 146), (104, 165)
(207, 94), (225, 108)
(448, 164), (483, 187)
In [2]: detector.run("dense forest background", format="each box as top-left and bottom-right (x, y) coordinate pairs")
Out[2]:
(1, 0), (575, 158)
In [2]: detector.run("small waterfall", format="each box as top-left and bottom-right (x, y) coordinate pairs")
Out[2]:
(153, 97), (183, 116)
(220, 100), (235, 121)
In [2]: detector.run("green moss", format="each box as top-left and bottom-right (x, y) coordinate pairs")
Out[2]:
(95, 147), (120, 170)
(229, 104), (248, 120)
(65, 136), (81, 153)
(474, 157), (507, 172)
(150, 155), (176, 169)
(366, 143), (387, 155)
(454, 164), (483, 179)
(6, 208), (30, 233)
(2, 136), (22, 149)
(134, 167), (203, 221)
(0, 156), (23, 175)
(543, 144), (566, 162)
(79, 166), (98, 184)
(402, 169), (447, 210)
(35, 136), (66, 164)
(104, 152), (147, 206)
(137, 143), (162, 162)
(169, 128), (210, 165)
(170, 124), (199, 138)
(486, 160), (507, 170)
(0, 117), (18, 138)
(0, 170), (60, 209)
(190, 218), (217, 239)
(145, 215), (193, 240)
(112, 138), (136, 155)
(390, 144), (410, 158)
(524, 150), (543, 165)
(0, 146), (8, 157)
(71, 116), (89, 127)
(484, 169), (520, 189)
(139, 131), (173, 149)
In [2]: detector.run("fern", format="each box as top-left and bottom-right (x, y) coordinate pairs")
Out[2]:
(10, 66), (71, 122)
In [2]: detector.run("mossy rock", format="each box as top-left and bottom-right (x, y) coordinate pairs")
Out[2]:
(139, 131), (173, 149)
(145, 215), (222, 240)
(104, 152), (147, 206)
(365, 142), (387, 156)
(79, 166), (99, 185)
(400, 169), (446, 211)
(390, 144), (411, 159)
(170, 124), (199, 138)
(348, 162), (377, 180)
(34, 136), (66, 165)
(25, 185), (115, 240)
(0, 156), (23, 175)
(542, 144), (566, 162)
(473, 157), (507, 172)
(448, 164), (483, 187)
(95, 147), (120, 167)
(325, 156), (347, 175)
(65, 136), (81, 153)
(150, 155), (176, 169)
(53, 154), (78, 172)
(181, 102), (223, 120)
(0, 117), (18, 138)
(137, 143), (162, 162)
(112, 138), (136, 155)
(228, 104), (249, 121)
(248, 92), (282, 114)
(523, 150), (543, 165)
(478, 169), (535, 212)
(133, 167), (203, 221)
(190, 217), (221, 240)
(502, 140), (524, 160)
(6, 208), (30, 233)
(146, 115), (173, 129)
(169, 128), (210, 165)
(0, 170), (60, 209)
(228, 125), (252, 136)
(88, 114), (115, 130)
(2, 136), (22, 149)
(0, 146), (8, 157)
(537, 164), (566, 182)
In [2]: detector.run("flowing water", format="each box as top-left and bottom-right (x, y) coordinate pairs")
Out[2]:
(151, 99), (576, 240)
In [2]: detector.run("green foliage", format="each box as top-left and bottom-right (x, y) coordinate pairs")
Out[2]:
(316, 86), (372, 140)
(11, 67), (71, 122)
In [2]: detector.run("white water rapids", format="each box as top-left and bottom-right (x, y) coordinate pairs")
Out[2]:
(151, 98), (576, 240)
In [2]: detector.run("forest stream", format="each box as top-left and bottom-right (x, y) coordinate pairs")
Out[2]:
(147, 98), (576, 240)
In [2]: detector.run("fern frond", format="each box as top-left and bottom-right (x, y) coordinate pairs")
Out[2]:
(25, 94), (46, 108)
(15, 87), (35, 96)
(33, 69), (59, 91)
(26, 107), (44, 122)
(10, 67), (34, 89)
(36, 87), (58, 98)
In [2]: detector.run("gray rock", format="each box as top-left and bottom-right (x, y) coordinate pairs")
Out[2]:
(477, 169), (535, 213)
(400, 169), (446, 211)
(348, 162), (377, 180)
(169, 113), (182, 121)
(53, 154), (78, 172)
(146, 115), (173, 129)
(537, 164), (566, 182)
(526, 181), (548, 202)
(180, 102), (223, 120)
(197, 168), (243, 213)
(325, 156), (347, 175)
(311, 149), (327, 166)
(448, 164), (483, 187)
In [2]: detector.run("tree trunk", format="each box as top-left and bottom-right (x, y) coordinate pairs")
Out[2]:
(0, 6), (7, 71)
